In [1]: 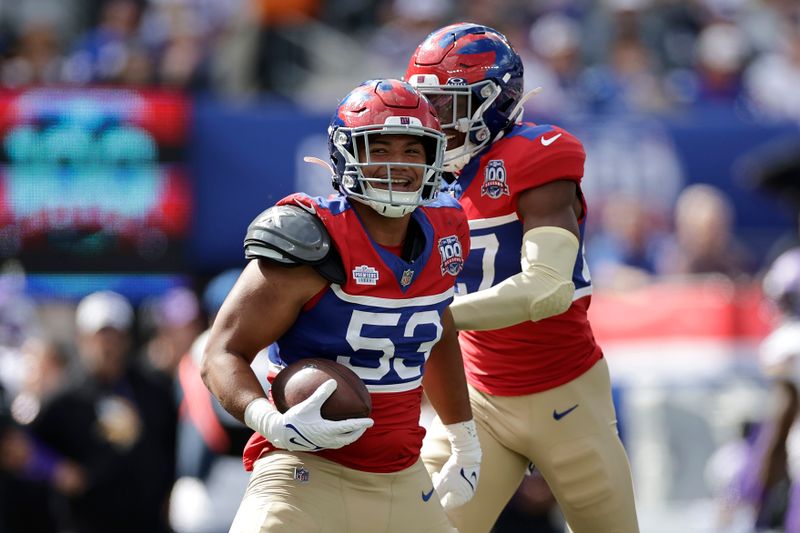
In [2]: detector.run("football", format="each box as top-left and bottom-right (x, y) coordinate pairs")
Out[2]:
(271, 358), (372, 421)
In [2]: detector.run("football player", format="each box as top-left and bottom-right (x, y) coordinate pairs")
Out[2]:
(405, 23), (640, 532)
(201, 79), (481, 533)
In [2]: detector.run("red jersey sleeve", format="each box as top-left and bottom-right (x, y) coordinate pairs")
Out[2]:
(502, 125), (586, 198)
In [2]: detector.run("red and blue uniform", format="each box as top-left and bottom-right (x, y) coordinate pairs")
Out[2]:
(447, 122), (602, 396)
(242, 192), (470, 473)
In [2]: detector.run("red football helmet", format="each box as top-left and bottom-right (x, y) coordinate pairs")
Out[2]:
(405, 23), (524, 172)
(328, 79), (446, 217)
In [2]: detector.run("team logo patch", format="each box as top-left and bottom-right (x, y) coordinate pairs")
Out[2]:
(480, 159), (510, 199)
(352, 265), (379, 285)
(438, 235), (464, 276)
(293, 466), (310, 483)
(400, 268), (414, 287)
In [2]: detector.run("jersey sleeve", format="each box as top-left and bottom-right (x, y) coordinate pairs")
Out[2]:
(503, 125), (586, 199)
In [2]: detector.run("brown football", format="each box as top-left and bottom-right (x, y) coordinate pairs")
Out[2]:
(271, 358), (372, 421)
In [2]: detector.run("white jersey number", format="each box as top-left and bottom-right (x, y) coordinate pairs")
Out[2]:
(338, 309), (443, 382)
(457, 233), (499, 295)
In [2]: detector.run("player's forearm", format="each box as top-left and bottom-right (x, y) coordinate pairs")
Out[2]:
(423, 310), (472, 424)
(450, 226), (579, 331)
(201, 348), (266, 423)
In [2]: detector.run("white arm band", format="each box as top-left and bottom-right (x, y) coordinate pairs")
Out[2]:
(450, 226), (579, 331)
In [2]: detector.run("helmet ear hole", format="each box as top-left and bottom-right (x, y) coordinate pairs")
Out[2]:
(497, 98), (514, 113)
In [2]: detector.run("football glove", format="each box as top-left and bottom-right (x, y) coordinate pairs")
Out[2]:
(431, 419), (482, 511)
(244, 379), (374, 452)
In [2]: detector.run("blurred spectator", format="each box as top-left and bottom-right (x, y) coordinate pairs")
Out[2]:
(251, 0), (320, 96)
(368, 0), (452, 76)
(29, 290), (176, 533)
(524, 13), (583, 118)
(1, 338), (82, 533)
(10, 337), (69, 426)
(579, 34), (668, 113)
(0, 22), (64, 87)
(63, 0), (144, 85)
(0, 413), (64, 533)
(746, 247), (800, 530)
(587, 195), (666, 290)
(692, 22), (749, 105)
(170, 269), (268, 533)
(139, 0), (243, 90)
(141, 286), (205, 379)
(656, 183), (754, 278)
(0, 262), (41, 402)
(745, 21), (800, 121)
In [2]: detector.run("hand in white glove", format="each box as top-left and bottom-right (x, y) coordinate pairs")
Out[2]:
(244, 379), (374, 452)
(431, 419), (482, 511)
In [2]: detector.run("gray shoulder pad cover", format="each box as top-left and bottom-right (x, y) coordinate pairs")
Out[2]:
(244, 205), (331, 265)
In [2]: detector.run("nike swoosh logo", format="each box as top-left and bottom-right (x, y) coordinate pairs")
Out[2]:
(288, 437), (319, 449)
(459, 468), (476, 491)
(553, 404), (579, 421)
(541, 133), (562, 146)
(421, 487), (435, 502)
(286, 424), (321, 449)
(293, 198), (317, 215)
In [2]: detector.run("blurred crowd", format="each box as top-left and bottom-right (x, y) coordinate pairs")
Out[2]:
(1, 0), (800, 119)
(0, 268), (271, 533)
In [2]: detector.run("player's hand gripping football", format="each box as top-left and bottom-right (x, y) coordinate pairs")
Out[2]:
(432, 419), (482, 511)
(245, 380), (374, 452)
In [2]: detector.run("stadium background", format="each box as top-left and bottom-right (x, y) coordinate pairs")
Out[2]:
(1, 0), (799, 531)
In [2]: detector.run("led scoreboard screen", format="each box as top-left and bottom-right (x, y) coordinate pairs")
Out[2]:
(0, 88), (192, 273)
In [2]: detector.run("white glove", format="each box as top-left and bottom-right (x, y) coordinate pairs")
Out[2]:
(431, 419), (482, 511)
(244, 379), (374, 452)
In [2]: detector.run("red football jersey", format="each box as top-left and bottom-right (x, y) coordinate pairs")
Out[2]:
(449, 122), (602, 396)
(242, 192), (470, 472)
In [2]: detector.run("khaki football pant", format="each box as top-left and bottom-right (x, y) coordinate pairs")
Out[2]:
(422, 358), (639, 533)
(230, 451), (456, 533)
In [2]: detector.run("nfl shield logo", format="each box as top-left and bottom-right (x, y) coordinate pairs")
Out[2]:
(400, 269), (414, 287)
(294, 467), (310, 484)
(480, 160), (510, 199)
(438, 235), (464, 276)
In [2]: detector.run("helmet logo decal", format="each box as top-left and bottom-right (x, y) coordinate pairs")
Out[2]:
(480, 160), (510, 199)
(446, 77), (467, 85)
(438, 235), (464, 276)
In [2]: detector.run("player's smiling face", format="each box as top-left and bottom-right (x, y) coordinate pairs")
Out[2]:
(358, 134), (426, 192)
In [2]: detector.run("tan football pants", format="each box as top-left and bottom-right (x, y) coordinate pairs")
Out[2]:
(423, 358), (639, 533)
(229, 451), (456, 533)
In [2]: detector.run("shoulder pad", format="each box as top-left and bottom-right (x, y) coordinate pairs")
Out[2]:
(244, 205), (346, 284)
(244, 205), (331, 264)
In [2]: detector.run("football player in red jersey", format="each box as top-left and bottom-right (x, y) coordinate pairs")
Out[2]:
(201, 79), (481, 533)
(406, 23), (640, 532)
